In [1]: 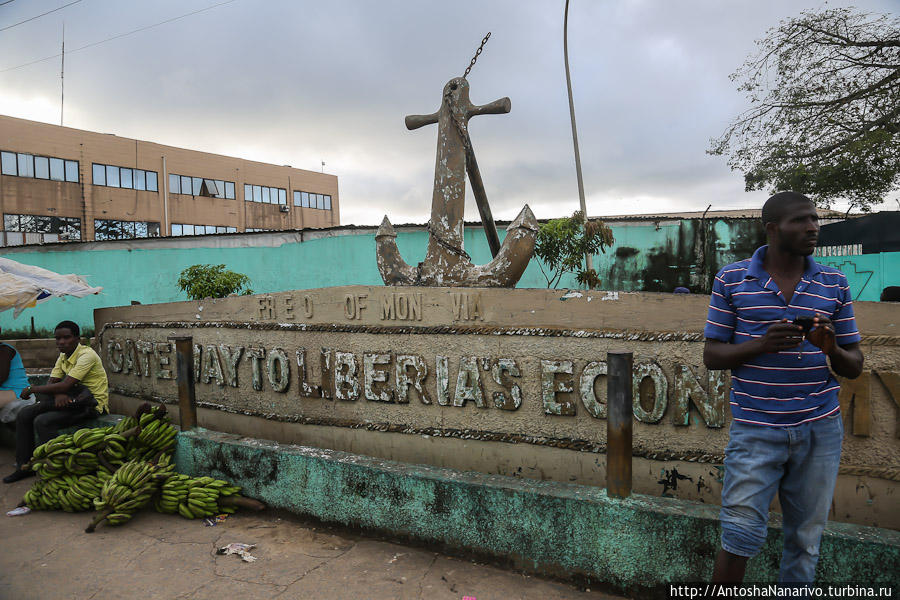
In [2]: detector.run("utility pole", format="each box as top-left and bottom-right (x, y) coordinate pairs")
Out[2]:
(564, 0), (593, 276)
(60, 22), (65, 126)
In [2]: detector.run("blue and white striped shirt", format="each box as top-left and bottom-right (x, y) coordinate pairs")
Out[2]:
(704, 245), (860, 427)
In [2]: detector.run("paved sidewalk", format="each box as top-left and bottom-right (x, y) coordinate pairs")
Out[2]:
(0, 448), (627, 600)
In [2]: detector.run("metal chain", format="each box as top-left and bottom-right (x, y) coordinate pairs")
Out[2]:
(445, 88), (472, 154)
(426, 221), (471, 261)
(462, 31), (491, 79)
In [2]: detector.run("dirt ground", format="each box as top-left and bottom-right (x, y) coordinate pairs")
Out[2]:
(0, 447), (628, 600)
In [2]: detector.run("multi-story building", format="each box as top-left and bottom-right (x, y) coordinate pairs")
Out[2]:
(0, 115), (339, 244)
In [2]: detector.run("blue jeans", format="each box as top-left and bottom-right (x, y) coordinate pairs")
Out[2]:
(720, 413), (843, 583)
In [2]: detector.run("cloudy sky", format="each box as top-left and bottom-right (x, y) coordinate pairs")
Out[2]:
(1, 0), (896, 225)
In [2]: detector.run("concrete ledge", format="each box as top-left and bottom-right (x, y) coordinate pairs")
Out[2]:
(174, 429), (899, 595)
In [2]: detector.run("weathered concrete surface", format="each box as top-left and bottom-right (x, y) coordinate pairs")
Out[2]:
(0, 447), (624, 600)
(110, 393), (900, 531)
(96, 288), (900, 529)
(174, 429), (900, 595)
(4, 338), (58, 369)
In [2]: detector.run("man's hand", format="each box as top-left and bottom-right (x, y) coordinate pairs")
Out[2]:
(19, 386), (32, 400)
(705, 319), (802, 370)
(807, 314), (836, 355)
(757, 320), (804, 353)
(53, 394), (72, 408)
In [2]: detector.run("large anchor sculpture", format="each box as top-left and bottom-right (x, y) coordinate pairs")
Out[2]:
(376, 72), (538, 287)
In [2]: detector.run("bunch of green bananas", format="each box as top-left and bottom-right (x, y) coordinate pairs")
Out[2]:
(127, 417), (177, 462)
(23, 473), (102, 512)
(154, 474), (242, 519)
(28, 427), (111, 477)
(88, 459), (163, 530)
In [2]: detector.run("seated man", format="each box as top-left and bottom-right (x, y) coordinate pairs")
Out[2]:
(3, 320), (108, 483)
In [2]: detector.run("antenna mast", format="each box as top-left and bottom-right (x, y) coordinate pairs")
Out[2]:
(60, 22), (65, 126)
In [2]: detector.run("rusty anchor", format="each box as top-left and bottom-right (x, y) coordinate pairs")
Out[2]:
(376, 76), (538, 287)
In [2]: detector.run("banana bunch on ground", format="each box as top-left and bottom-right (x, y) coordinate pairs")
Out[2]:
(23, 472), (103, 512)
(86, 459), (164, 531)
(16, 402), (266, 530)
(28, 427), (110, 477)
(154, 473), (243, 519)
(126, 410), (177, 462)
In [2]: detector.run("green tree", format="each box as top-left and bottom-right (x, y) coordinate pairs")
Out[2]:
(534, 211), (614, 289)
(177, 264), (253, 300)
(709, 7), (900, 211)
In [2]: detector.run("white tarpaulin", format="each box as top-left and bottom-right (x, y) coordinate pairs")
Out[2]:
(0, 258), (102, 318)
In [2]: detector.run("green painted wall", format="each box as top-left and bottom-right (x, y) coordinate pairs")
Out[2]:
(0, 217), (775, 336)
(175, 429), (900, 595)
(818, 252), (900, 302)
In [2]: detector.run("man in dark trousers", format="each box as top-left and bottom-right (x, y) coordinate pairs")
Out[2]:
(3, 321), (108, 483)
(703, 192), (863, 583)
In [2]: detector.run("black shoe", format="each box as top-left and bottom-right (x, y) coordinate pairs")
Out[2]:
(2, 469), (35, 484)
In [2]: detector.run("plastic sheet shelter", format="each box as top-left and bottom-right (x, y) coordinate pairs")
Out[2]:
(0, 258), (102, 318)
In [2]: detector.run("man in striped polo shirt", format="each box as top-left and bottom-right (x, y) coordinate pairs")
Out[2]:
(703, 191), (863, 584)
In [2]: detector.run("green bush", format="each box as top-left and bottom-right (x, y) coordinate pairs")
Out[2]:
(176, 264), (253, 300)
(534, 211), (614, 289)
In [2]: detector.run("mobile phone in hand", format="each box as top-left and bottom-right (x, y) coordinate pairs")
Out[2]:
(793, 315), (815, 333)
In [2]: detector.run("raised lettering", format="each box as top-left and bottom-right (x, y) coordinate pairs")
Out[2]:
(451, 294), (468, 320)
(542, 360), (575, 416)
(380, 295), (395, 320)
(295, 348), (322, 398)
(673, 365), (724, 428)
(246, 347), (266, 391)
(396, 354), (428, 404)
(193, 344), (202, 382)
(364, 353), (393, 402)
(491, 358), (522, 410)
(579, 361), (607, 419)
(153, 342), (174, 380)
(320, 348), (334, 399)
(410, 293), (422, 321)
(202, 345), (225, 386)
(218, 345), (244, 387)
(344, 295), (356, 320)
(453, 356), (485, 407)
(334, 352), (360, 401)
(122, 339), (138, 375)
(874, 370), (900, 439)
(838, 371), (871, 436)
(106, 340), (124, 373)
(267, 348), (290, 393)
(435, 355), (450, 406)
(633, 361), (667, 424)
(135, 341), (154, 377)
(258, 296), (276, 320)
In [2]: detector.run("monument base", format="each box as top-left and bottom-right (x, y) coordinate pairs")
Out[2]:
(96, 286), (900, 531)
(173, 428), (900, 596)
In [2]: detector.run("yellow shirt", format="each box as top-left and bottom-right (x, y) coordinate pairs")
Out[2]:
(50, 344), (109, 413)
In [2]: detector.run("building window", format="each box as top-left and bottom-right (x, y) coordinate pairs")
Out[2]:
(50, 158), (64, 181)
(245, 183), (286, 205)
(168, 173), (234, 199)
(92, 163), (158, 192)
(64, 160), (78, 182)
(1, 152), (15, 175)
(1, 152), (78, 182)
(293, 190), (332, 211)
(34, 156), (49, 179)
(4, 213), (81, 240)
(171, 223), (237, 236)
(94, 219), (160, 240)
